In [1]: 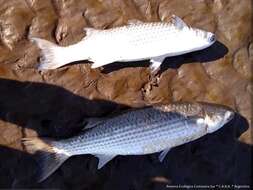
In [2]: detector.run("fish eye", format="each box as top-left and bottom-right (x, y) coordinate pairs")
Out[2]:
(208, 34), (216, 43)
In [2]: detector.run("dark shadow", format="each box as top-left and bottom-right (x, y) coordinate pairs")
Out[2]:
(0, 78), (127, 188)
(0, 78), (251, 189)
(0, 78), (126, 138)
(0, 145), (38, 188)
(101, 41), (228, 74)
(161, 40), (228, 70)
(102, 60), (150, 74)
(59, 60), (93, 68)
(189, 40), (229, 62)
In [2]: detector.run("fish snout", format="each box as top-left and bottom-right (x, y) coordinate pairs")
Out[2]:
(224, 110), (235, 123)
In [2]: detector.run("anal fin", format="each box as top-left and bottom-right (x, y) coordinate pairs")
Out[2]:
(149, 56), (166, 74)
(83, 117), (105, 130)
(158, 148), (171, 162)
(95, 154), (116, 169)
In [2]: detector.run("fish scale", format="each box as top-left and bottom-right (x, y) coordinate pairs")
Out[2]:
(30, 15), (215, 72)
(23, 102), (234, 182)
(61, 108), (205, 156)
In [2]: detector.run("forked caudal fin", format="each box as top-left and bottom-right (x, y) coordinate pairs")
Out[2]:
(22, 137), (70, 182)
(30, 37), (80, 70)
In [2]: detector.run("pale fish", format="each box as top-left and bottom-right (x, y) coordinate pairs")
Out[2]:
(23, 102), (234, 182)
(30, 15), (216, 73)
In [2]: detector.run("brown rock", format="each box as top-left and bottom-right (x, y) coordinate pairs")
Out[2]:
(233, 47), (251, 79)
(0, 0), (33, 50)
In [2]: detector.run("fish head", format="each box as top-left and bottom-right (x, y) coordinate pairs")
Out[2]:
(155, 102), (234, 133)
(196, 102), (235, 133)
(183, 27), (216, 51)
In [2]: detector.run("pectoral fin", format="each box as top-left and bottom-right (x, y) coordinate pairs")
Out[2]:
(83, 117), (105, 130)
(150, 56), (166, 73)
(158, 148), (171, 162)
(95, 154), (116, 169)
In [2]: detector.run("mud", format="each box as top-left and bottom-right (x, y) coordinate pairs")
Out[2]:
(0, 0), (252, 189)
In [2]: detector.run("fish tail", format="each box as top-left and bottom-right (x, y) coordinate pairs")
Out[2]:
(30, 37), (72, 70)
(22, 137), (70, 182)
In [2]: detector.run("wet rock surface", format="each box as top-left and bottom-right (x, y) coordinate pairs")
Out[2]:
(0, 0), (252, 189)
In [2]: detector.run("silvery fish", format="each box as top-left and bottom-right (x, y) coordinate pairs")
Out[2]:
(23, 102), (234, 182)
(30, 15), (216, 73)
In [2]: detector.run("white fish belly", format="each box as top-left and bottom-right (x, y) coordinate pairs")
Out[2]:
(84, 23), (189, 63)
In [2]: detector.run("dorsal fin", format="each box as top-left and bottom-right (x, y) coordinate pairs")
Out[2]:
(171, 15), (188, 30)
(127, 19), (144, 25)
